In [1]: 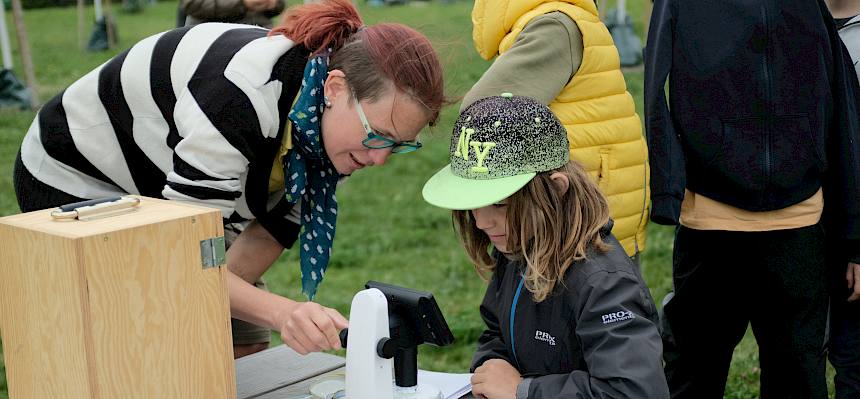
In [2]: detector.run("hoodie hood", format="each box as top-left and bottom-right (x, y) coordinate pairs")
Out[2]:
(471, 0), (598, 60)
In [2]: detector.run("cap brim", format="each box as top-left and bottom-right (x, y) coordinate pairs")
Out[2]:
(422, 164), (535, 210)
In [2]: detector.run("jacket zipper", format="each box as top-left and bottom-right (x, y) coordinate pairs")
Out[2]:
(761, 2), (772, 202)
(509, 275), (525, 370)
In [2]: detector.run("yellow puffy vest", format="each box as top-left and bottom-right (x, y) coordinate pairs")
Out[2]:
(472, 0), (650, 256)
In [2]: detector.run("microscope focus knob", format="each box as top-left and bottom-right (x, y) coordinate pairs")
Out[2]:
(339, 328), (348, 348)
(376, 337), (397, 359)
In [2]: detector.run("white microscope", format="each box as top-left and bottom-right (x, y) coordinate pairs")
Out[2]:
(311, 281), (455, 399)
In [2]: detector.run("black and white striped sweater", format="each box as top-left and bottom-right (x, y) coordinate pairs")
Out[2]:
(19, 23), (309, 246)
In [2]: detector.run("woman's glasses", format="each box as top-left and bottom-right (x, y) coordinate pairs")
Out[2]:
(353, 96), (422, 154)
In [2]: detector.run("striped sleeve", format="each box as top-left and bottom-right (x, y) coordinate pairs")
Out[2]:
(162, 28), (269, 219)
(163, 27), (299, 224)
(20, 23), (303, 232)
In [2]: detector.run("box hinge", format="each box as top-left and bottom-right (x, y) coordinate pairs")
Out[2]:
(200, 236), (226, 269)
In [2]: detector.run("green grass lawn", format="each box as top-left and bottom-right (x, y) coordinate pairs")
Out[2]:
(0, 1), (833, 398)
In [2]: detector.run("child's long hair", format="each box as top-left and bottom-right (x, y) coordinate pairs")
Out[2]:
(271, 0), (445, 125)
(454, 160), (611, 302)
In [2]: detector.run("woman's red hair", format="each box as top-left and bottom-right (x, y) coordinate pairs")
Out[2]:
(271, 0), (363, 56)
(272, 0), (446, 124)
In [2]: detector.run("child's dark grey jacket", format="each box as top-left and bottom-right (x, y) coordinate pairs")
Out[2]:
(470, 224), (669, 398)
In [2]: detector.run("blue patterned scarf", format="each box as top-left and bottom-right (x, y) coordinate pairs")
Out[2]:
(285, 56), (341, 300)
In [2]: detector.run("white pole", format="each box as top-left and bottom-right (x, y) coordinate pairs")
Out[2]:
(0, 2), (14, 69)
(617, 0), (626, 26)
(94, 0), (103, 21)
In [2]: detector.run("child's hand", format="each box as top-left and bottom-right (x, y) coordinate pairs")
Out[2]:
(471, 359), (522, 399)
(847, 262), (860, 302)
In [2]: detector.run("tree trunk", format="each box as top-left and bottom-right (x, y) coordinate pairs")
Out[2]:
(9, 0), (39, 109)
(104, 0), (116, 48)
(78, 0), (86, 49)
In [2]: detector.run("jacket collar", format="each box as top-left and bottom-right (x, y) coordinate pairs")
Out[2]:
(599, 218), (615, 238)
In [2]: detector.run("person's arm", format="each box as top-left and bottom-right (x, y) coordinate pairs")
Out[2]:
(822, 1), (860, 283)
(645, 0), (685, 225)
(226, 221), (348, 355)
(524, 270), (668, 398)
(462, 12), (582, 111)
(167, 83), (347, 355)
(181, 0), (246, 22)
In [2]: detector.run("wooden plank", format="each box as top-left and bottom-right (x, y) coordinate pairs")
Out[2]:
(0, 196), (236, 398)
(0, 227), (93, 398)
(0, 196), (221, 239)
(235, 345), (345, 399)
(81, 207), (234, 398)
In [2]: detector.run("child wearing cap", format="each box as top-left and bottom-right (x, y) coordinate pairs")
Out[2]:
(423, 95), (667, 399)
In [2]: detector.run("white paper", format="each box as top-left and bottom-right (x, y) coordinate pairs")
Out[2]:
(417, 369), (472, 399)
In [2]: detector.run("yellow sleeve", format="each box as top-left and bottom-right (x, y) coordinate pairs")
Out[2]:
(268, 96), (298, 194)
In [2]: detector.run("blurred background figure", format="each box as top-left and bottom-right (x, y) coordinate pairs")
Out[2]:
(182, 0), (285, 27)
(604, 0), (642, 67)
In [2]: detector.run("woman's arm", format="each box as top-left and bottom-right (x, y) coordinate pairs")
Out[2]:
(226, 221), (348, 355)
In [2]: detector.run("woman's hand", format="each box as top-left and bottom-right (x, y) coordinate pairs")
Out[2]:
(278, 301), (349, 355)
(224, 221), (348, 355)
(471, 359), (522, 399)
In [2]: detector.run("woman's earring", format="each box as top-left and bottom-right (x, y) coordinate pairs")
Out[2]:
(324, 96), (332, 108)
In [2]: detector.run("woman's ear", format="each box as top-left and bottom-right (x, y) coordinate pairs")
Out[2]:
(549, 172), (570, 195)
(323, 69), (348, 103)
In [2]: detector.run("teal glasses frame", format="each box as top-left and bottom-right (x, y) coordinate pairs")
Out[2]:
(353, 96), (422, 154)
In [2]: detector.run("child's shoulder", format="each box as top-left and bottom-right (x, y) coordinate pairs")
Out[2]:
(564, 232), (640, 289)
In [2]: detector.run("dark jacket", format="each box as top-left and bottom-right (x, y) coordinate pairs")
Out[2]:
(644, 0), (860, 255)
(471, 227), (668, 398)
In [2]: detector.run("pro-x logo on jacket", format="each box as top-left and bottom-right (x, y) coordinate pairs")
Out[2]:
(601, 310), (635, 325)
(534, 330), (556, 346)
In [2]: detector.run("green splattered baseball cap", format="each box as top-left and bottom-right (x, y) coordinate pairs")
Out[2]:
(422, 94), (570, 210)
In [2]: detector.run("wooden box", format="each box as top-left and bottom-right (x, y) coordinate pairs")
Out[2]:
(0, 196), (236, 398)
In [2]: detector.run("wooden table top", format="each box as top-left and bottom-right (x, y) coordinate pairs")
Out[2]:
(235, 345), (345, 399)
(235, 345), (473, 399)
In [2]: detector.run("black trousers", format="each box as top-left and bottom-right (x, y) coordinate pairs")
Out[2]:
(13, 149), (85, 212)
(663, 225), (829, 399)
(830, 249), (860, 399)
